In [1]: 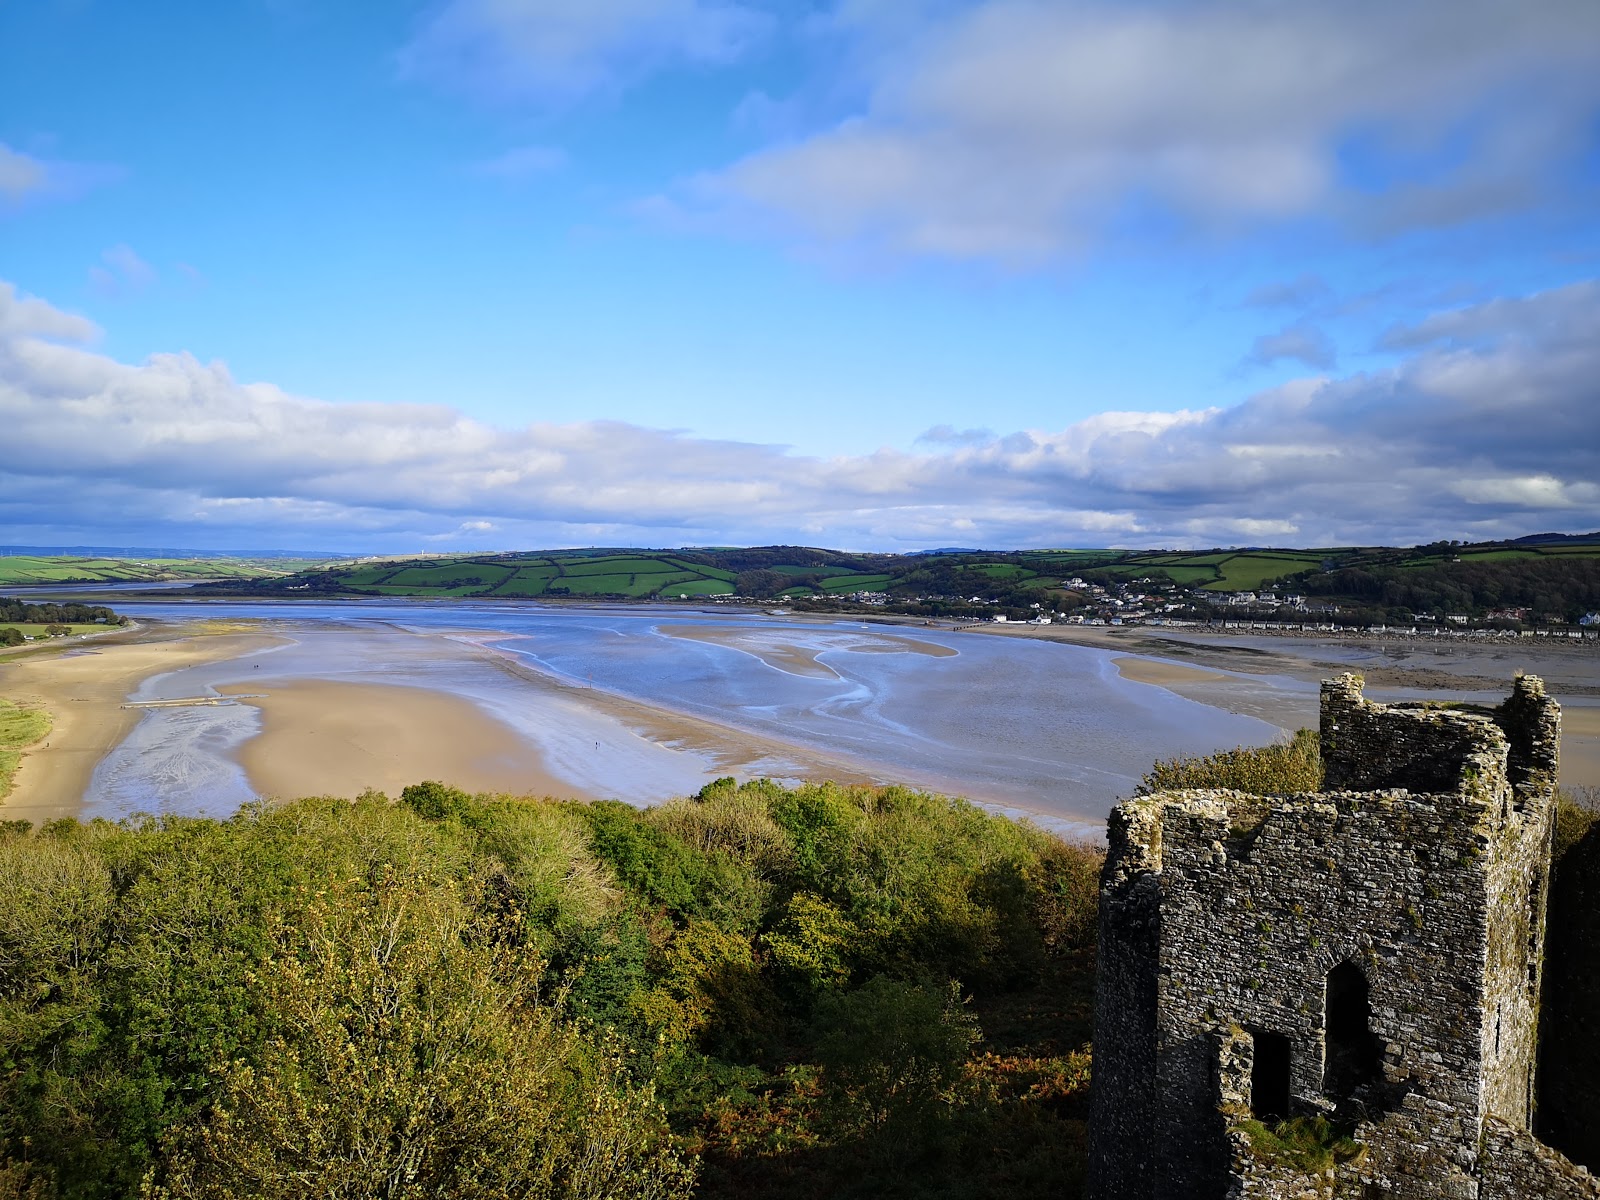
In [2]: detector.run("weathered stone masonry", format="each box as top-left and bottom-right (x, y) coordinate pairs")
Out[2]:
(1087, 674), (1599, 1200)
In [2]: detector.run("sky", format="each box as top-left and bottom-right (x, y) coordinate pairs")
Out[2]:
(1, 0), (1598, 554)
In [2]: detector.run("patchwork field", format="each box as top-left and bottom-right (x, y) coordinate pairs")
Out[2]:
(0, 556), (310, 585)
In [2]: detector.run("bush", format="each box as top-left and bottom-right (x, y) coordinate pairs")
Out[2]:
(1139, 728), (1322, 796)
(813, 976), (980, 1146)
(1234, 1116), (1364, 1173)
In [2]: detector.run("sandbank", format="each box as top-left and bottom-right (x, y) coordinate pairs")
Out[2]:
(661, 623), (956, 680)
(223, 679), (589, 802)
(1101, 641), (1600, 791)
(0, 626), (282, 824)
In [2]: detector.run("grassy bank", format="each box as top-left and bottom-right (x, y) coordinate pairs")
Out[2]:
(0, 698), (49, 801)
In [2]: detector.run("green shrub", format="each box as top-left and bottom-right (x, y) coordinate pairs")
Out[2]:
(1139, 728), (1322, 796)
(813, 976), (980, 1146)
(1234, 1115), (1364, 1173)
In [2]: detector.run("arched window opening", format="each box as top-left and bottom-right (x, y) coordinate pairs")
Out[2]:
(1324, 961), (1382, 1097)
(1250, 1028), (1292, 1122)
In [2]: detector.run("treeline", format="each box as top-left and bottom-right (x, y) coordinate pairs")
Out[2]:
(0, 601), (122, 626)
(1301, 556), (1600, 621)
(0, 779), (1102, 1200)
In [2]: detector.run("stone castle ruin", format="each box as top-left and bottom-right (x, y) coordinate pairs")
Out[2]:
(1088, 673), (1600, 1199)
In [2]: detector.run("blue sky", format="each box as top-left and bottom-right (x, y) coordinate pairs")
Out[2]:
(2, 0), (1598, 552)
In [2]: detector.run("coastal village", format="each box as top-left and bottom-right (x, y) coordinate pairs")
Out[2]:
(704, 573), (1600, 643)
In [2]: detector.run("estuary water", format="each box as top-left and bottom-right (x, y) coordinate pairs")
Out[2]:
(84, 599), (1284, 831)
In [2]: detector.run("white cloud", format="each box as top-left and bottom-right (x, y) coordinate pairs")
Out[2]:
(400, 0), (773, 104)
(88, 245), (158, 298)
(0, 277), (1596, 551)
(0, 283), (99, 343)
(686, 0), (1600, 264)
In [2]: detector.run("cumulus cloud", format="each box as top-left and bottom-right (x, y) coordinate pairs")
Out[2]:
(684, 0), (1600, 264)
(0, 278), (1596, 551)
(0, 283), (99, 342)
(400, 0), (773, 104)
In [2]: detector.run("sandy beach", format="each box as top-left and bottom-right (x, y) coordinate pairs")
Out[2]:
(0, 626), (282, 824)
(224, 678), (590, 802)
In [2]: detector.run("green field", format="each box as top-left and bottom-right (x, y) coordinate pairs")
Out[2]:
(663, 578), (735, 597)
(1205, 553), (1326, 591)
(0, 623), (105, 639)
(197, 536), (1600, 608)
(328, 552), (742, 599)
(0, 556), (301, 585)
(819, 573), (893, 593)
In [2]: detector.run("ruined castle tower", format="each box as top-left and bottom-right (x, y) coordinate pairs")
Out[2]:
(1087, 674), (1598, 1199)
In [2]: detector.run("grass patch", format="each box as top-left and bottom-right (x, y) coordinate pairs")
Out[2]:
(667, 579), (735, 597)
(1208, 554), (1323, 592)
(1140, 728), (1322, 796)
(0, 698), (51, 800)
(560, 556), (683, 576)
(0, 624), (104, 639)
(0, 556), (290, 584)
(1234, 1116), (1364, 1173)
(821, 574), (892, 592)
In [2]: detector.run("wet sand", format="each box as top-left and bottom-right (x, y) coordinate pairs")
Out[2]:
(661, 623), (956, 680)
(7, 607), (1595, 828)
(1097, 638), (1600, 790)
(224, 679), (588, 802)
(0, 627), (282, 824)
(465, 637), (889, 789)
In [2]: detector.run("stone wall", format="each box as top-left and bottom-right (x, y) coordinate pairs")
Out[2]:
(1088, 675), (1579, 1200)
(1085, 803), (1164, 1196)
(1479, 1117), (1600, 1199)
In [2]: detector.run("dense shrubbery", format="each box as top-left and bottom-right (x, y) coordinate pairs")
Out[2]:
(0, 779), (1103, 1200)
(1137, 728), (1323, 796)
(1302, 556), (1600, 622)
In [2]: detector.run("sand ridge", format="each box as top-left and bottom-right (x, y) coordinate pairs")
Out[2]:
(221, 678), (589, 803)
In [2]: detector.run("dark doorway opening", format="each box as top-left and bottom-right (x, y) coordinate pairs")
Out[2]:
(1250, 1028), (1292, 1121)
(1325, 961), (1382, 1097)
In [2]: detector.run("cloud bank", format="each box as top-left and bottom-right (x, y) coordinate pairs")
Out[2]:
(677, 0), (1600, 264)
(1, 278), (1596, 551)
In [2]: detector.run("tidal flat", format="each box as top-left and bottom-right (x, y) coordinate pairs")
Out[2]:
(5, 599), (1594, 833)
(0, 600), (1278, 832)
